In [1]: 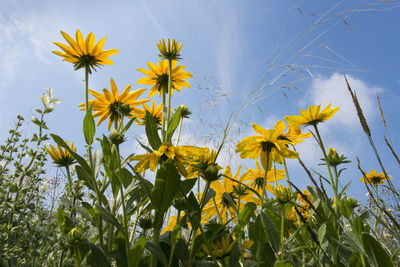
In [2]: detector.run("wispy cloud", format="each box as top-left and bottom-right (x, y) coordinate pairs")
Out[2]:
(306, 72), (382, 131)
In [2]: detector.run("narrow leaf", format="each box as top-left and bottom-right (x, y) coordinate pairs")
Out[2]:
(83, 107), (95, 145)
(166, 107), (182, 141)
(145, 111), (161, 150)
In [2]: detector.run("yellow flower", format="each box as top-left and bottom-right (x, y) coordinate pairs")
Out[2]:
(296, 190), (312, 220)
(52, 29), (118, 73)
(136, 60), (192, 98)
(286, 208), (300, 228)
(78, 78), (149, 130)
(235, 121), (298, 170)
(157, 38), (183, 61)
(244, 160), (285, 195)
(272, 184), (292, 204)
(202, 233), (254, 259)
(202, 166), (258, 223)
(361, 169), (390, 187)
(46, 141), (76, 167)
(202, 233), (236, 258)
(280, 123), (312, 144)
(284, 104), (339, 127)
(130, 143), (202, 175)
(185, 147), (221, 178)
(134, 101), (163, 126)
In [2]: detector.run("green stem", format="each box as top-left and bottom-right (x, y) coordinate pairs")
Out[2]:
(313, 124), (338, 264)
(167, 211), (181, 267)
(374, 186), (379, 233)
(167, 59), (173, 130)
(313, 125), (338, 206)
(65, 165), (73, 199)
(116, 144), (131, 265)
(283, 159), (292, 191)
(74, 247), (81, 267)
(161, 87), (167, 142)
(280, 204), (285, 261)
(212, 196), (224, 223)
(151, 212), (162, 267)
(260, 152), (270, 206)
(175, 116), (183, 146)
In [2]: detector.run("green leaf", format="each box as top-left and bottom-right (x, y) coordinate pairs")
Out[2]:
(341, 231), (364, 254)
(234, 202), (257, 235)
(177, 178), (197, 197)
(121, 116), (136, 134)
(145, 111), (161, 150)
(87, 244), (111, 267)
(83, 106), (95, 145)
(136, 138), (153, 153)
(166, 107), (182, 142)
(274, 260), (292, 267)
(150, 159), (180, 213)
(74, 202), (96, 225)
(186, 192), (201, 231)
(57, 208), (75, 235)
(229, 242), (241, 267)
(131, 236), (146, 267)
(146, 241), (168, 267)
(362, 232), (393, 267)
(92, 149), (103, 178)
(338, 181), (352, 199)
(318, 223), (327, 243)
(95, 205), (124, 235)
(174, 238), (189, 263)
(75, 165), (95, 191)
(261, 212), (281, 253)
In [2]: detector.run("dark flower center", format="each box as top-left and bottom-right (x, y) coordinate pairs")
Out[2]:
(261, 141), (276, 153)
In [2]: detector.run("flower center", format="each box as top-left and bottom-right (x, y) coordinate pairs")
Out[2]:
(253, 177), (265, 190)
(261, 141), (276, 153)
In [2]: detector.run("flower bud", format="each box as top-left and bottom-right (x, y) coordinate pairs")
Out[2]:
(109, 129), (125, 145)
(273, 184), (292, 204)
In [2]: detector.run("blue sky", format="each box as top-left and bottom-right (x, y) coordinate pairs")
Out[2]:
(1, 0), (399, 200)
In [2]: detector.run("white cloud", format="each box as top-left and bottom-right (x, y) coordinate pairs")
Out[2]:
(306, 72), (382, 130)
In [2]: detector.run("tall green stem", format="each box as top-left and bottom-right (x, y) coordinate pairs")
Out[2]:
(261, 152), (270, 206)
(161, 88), (167, 142)
(374, 186), (379, 233)
(65, 165), (73, 198)
(167, 59), (173, 128)
(283, 159), (292, 191)
(175, 116), (183, 146)
(280, 204), (285, 261)
(313, 125), (338, 205)
(313, 124), (338, 264)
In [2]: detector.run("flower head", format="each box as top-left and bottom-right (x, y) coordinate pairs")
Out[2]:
(284, 104), (339, 127)
(157, 38), (183, 61)
(130, 143), (203, 176)
(134, 101), (163, 127)
(46, 141), (76, 167)
(272, 184), (292, 204)
(202, 166), (258, 223)
(52, 29), (118, 73)
(137, 60), (192, 98)
(185, 147), (222, 180)
(244, 160), (285, 195)
(79, 78), (149, 130)
(235, 121), (298, 170)
(202, 233), (253, 259)
(361, 169), (390, 187)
